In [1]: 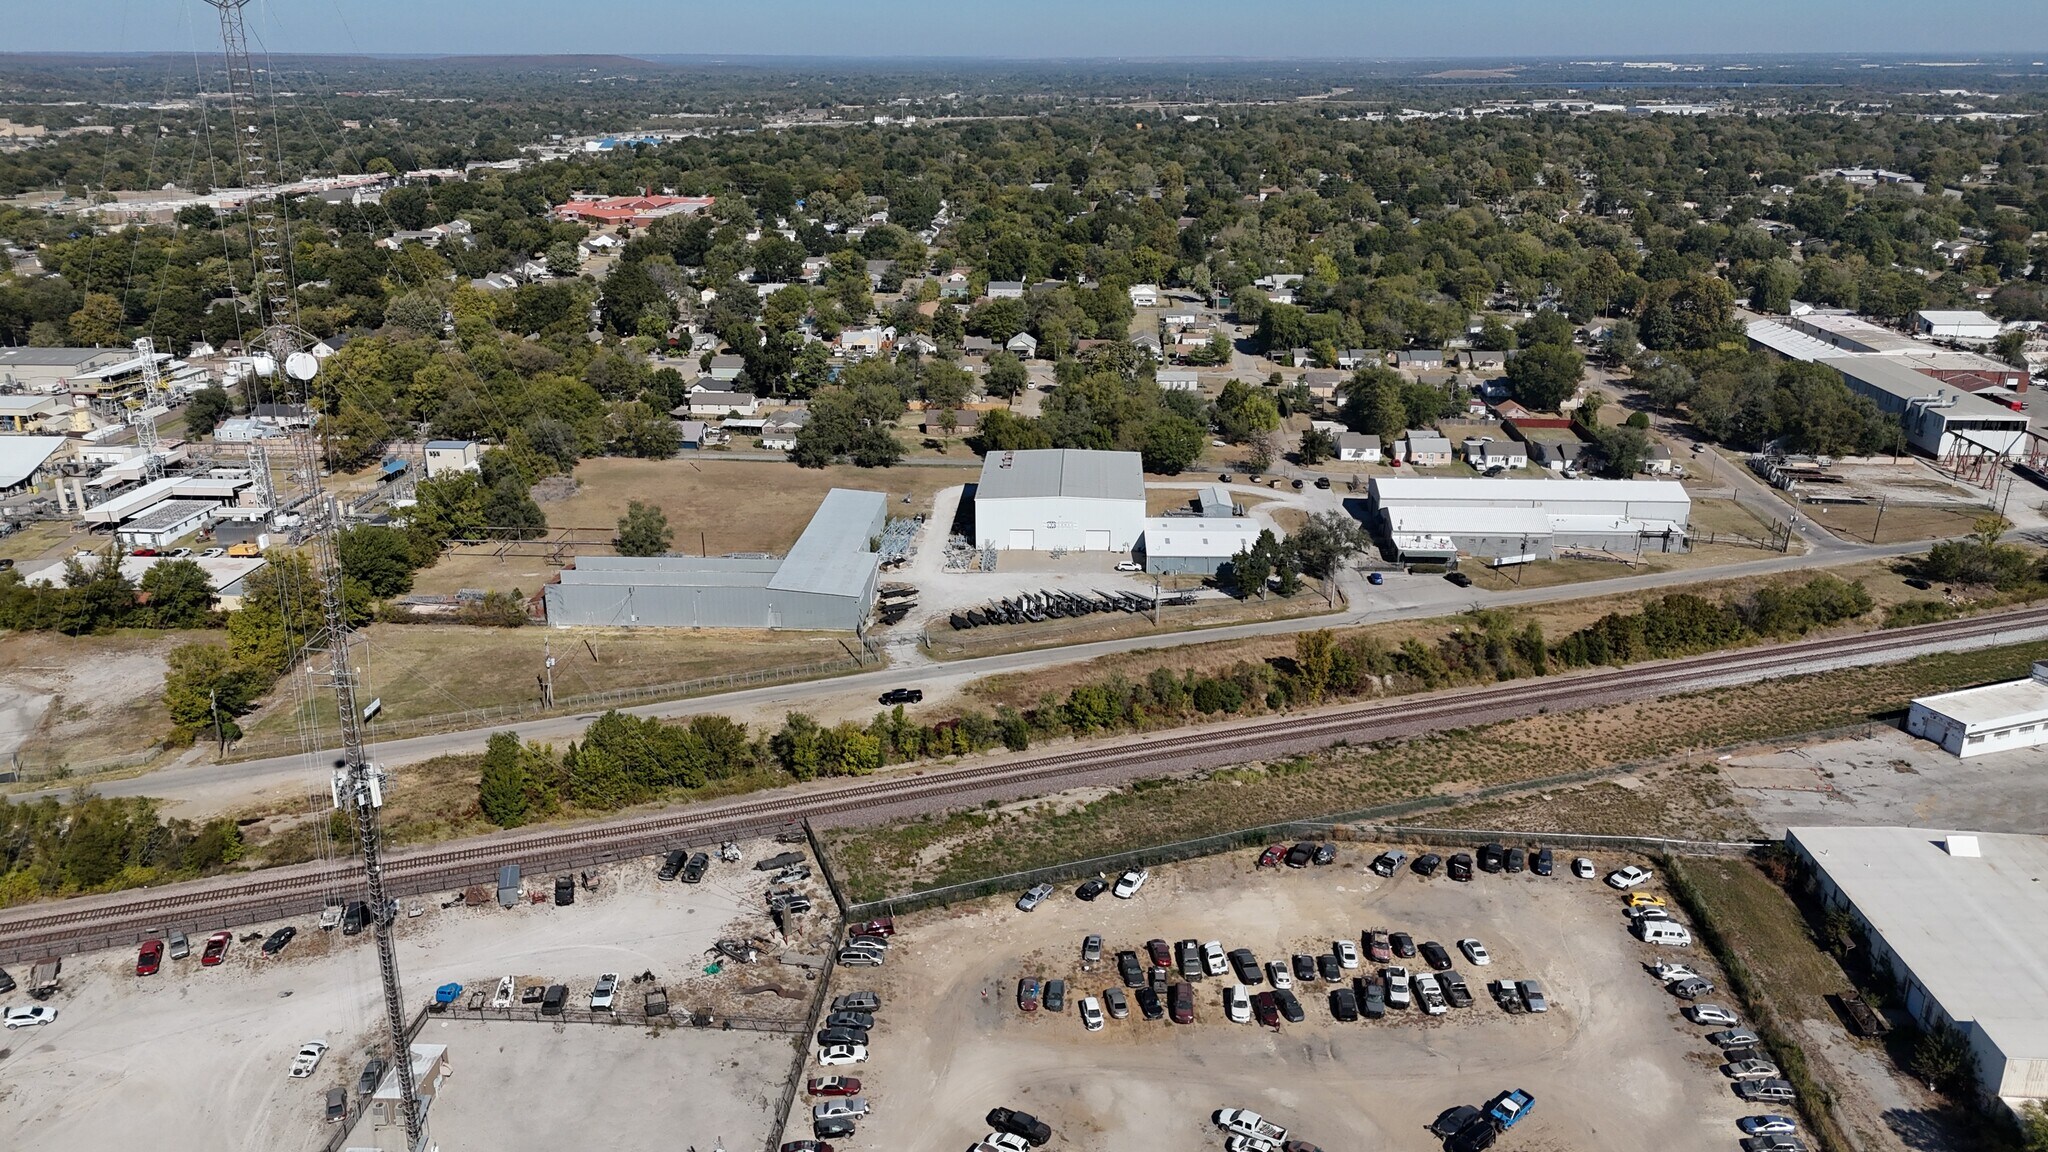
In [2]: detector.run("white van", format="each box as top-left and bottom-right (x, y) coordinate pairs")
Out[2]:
(1635, 920), (1693, 946)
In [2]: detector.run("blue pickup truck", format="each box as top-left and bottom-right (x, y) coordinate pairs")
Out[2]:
(1488, 1089), (1536, 1130)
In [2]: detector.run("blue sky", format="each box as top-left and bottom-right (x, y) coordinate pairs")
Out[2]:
(13, 0), (2047, 58)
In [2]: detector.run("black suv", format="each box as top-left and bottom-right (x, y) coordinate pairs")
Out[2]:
(1329, 987), (1360, 1021)
(987, 1109), (1052, 1147)
(657, 849), (688, 880)
(1135, 985), (1164, 1019)
(1448, 852), (1474, 881)
(1532, 847), (1553, 876)
(680, 852), (710, 883)
(1117, 950), (1144, 988)
(1504, 846), (1526, 873)
(341, 901), (369, 935)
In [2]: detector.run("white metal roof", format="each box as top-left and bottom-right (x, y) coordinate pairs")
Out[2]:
(1746, 319), (1841, 362)
(767, 488), (885, 598)
(1915, 310), (1999, 327)
(1790, 826), (2048, 1075)
(1821, 356), (2030, 422)
(1371, 476), (1689, 506)
(977, 449), (1145, 503)
(0, 436), (65, 487)
(1142, 517), (1262, 558)
(1912, 664), (2048, 729)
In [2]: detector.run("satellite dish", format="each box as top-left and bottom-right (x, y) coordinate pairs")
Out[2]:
(251, 354), (276, 378)
(285, 351), (319, 381)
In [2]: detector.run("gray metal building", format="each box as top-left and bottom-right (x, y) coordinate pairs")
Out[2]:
(1369, 476), (1691, 561)
(1819, 356), (2030, 458)
(543, 488), (886, 630)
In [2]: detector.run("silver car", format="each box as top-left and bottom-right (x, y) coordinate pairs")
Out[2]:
(1016, 884), (1054, 912)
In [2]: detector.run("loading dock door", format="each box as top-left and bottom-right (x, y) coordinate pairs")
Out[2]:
(1008, 528), (1035, 550)
(1084, 529), (1112, 551)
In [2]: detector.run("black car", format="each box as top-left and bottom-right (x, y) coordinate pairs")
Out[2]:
(825, 1011), (874, 1030)
(680, 852), (710, 883)
(1450, 1113), (1498, 1152)
(355, 1058), (387, 1097)
(1135, 985), (1165, 1020)
(1284, 843), (1315, 868)
(878, 688), (924, 705)
(1432, 1105), (1484, 1138)
(1273, 988), (1305, 1023)
(1420, 941), (1453, 971)
(1445, 570), (1473, 588)
(1117, 950), (1144, 988)
(1312, 843), (1336, 866)
(1043, 980), (1066, 1012)
(1532, 846), (1553, 876)
(1228, 948), (1262, 985)
(341, 901), (369, 935)
(1448, 852), (1474, 882)
(987, 1108), (1052, 1147)
(1478, 843), (1506, 872)
(817, 1027), (869, 1047)
(1075, 878), (1108, 901)
(1389, 932), (1416, 959)
(1317, 953), (1343, 982)
(657, 849), (688, 880)
(1360, 979), (1387, 1018)
(0, 967), (13, 994)
(324, 1086), (347, 1124)
(814, 1117), (857, 1141)
(541, 984), (568, 1015)
(1413, 853), (1443, 877)
(1329, 987), (1360, 1021)
(1292, 954), (1318, 982)
(1504, 846), (1527, 873)
(261, 926), (297, 955)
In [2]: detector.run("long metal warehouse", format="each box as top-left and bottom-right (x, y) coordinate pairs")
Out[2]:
(542, 488), (887, 630)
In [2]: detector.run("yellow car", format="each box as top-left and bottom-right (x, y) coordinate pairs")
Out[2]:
(1627, 893), (1666, 909)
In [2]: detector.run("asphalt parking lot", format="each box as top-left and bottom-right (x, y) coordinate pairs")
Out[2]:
(795, 845), (1760, 1152)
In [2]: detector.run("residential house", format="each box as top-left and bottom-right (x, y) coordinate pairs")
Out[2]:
(1266, 289), (1299, 306)
(759, 409), (810, 450)
(1162, 308), (1201, 329)
(683, 388), (760, 418)
(1302, 369), (1346, 400)
(1336, 348), (1378, 370)
(1287, 347), (1316, 368)
(430, 219), (475, 247)
(1253, 274), (1303, 292)
(985, 280), (1025, 299)
(961, 336), (996, 356)
(800, 256), (830, 283)
(939, 271), (971, 299)
(1132, 332), (1164, 360)
(1337, 432), (1381, 462)
(516, 259), (551, 282)
(1641, 442), (1677, 475)
(864, 259), (896, 289)
(902, 333), (940, 356)
(1007, 332), (1039, 358)
(252, 403), (314, 428)
(1128, 283), (1160, 307)
(678, 420), (728, 450)
(919, 408), (981, 435)
(1462, 437), (1528, 470)
(377, 230), (442, 251)
(839, 326), (896, 358)
(707, 355), (746, 382)
(470, 272), (519, 292)
(1394, 349), (1447, 372)
(1402, 432), (1454, 466)
(1463, 349), (1509, 373)
(1529, 439), (1588, 472)
(1157, 369), (1201, 392)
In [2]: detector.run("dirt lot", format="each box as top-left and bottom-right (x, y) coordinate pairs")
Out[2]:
(0, 628), (205, 773)
(798, 848), (1757, 1152)
(0, 836), (821, 1152)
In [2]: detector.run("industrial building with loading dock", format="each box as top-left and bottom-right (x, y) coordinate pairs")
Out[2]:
(1905, 659), (2048, 758)
(1820, 357), (2030, 458)
(1367, 476), (1691, 562)
(542, 488), (886, 630)
(973, 448), (1146, 552)
(1786, 826), (2048, 1111)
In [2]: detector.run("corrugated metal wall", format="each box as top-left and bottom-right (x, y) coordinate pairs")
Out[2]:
(543, 580), (868, 630)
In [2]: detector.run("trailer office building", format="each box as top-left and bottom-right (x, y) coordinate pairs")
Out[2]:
(974, 448), (1146, 552)
(542, 488), (886, 630)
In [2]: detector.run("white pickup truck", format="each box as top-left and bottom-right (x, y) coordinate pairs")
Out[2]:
(1214, 1108), (1288, 1145)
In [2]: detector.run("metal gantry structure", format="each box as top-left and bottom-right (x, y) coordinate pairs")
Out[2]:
(199, 3), (430, 1149)
(129, 337), (166, 482)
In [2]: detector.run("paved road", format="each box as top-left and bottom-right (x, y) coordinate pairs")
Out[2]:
(32, 525), (1942, 811)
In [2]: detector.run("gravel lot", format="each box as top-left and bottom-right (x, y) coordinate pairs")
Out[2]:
(795, 846), (1758, 1152)
(0, 838), (818, 1152)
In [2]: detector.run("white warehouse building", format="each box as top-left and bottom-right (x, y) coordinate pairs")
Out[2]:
(1821, 356), (2029, 458)
(1906, 660), (2048, 758)
(1367, 476), (1691, 561)
(974, 449), (1146, 552)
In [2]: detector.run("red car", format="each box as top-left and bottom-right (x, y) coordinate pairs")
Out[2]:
(847, 917), (895, 938)
(1145, 938), (1173, 969)
(779, 1142), (835, 1152)
(1017, 978), (1040, 1012)
(806, 1076), (861, 1097)
(1169, 982), (1195, 1024)
(1258, 844), (1287, 868)
(200, 930), (232, 966)
(1252, 990), (1281, 1028)
(136, 938), (163, 976)
(130, 548), (160, 557)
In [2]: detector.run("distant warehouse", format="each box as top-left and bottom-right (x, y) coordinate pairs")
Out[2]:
(1368, 476), (1690, 562)
(1820, 356), (2030, 459)
(542, 488), (886, 630)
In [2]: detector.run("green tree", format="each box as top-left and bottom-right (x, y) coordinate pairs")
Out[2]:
(66, 292), (124, 346)
(477, 731), (532, 828)
(984, 351), (1029, 400)
(600, 259), (668, 336)
(605, 399), (680, 458)
(1284, 511), (1373, 578)
(185, 385), (234, 436)
(1297, 426), (1336, 466)
(138, 559), (214, 628)
(1138, 412), (1205, 475)
(1339, 366), (1409, 441)
(336, 526), (418, 598)
(384, 290), (443, 335)
(616, 500), (673, 557)
(161, 642), (270, 746)
(1213, 379), (1279, 444)
(1504, 343), (1584, 411)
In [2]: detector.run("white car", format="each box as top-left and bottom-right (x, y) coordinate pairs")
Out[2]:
(1265, 961), (1293, 990)
(1651, 961), (1702, 984)
(981, 1133), (1032, 1152)
(200, 547), (226, 559)
(1079, 996), (1104, 1032)
(811, 1097), (870, 1120)
(1740, 1116), (1800, 1137)
(1224, 984), (1252, 1024)
(590, 972), (618, 1011)
(288, 1040), (329, 1078)
(1607, 865), (1654, 889)
(1687, 1004), (1739, 1026)
(1413, 973), (1447, 1016)
(1115, 561), (1143, 572)
(490, 975), (515, 1009)
(1572, 856), (1596, 878)
(1458, 938), (1491, 966)
(1383, 966), (1411, 1009)
(3, 1005), (57, 1029)
(1201, 940), (1228, 977)
(1226, 1137), (1280, 1152)
(1332, 940), (1360, 969)
(817, 1043), (868, 1065)
(1112, 869), (1148, 899)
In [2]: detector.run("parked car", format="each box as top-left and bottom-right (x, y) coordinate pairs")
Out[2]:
(1228, 948), (1262, 985)
(1445, 571), (1472, 588)
(1370, 850), (1405, 877)
(1103, 988), (1129, 1019)
(288, 1040), (329, 1078)
(1383, 966), (1412, 1009)
(1292, 954), (1317, 983)
(262, 927), (297, 956)
(1359, 979), (1386, 1018)
(1017, 978), (1041, 1011)
(1311, 843), (1336, 866)
(1478, 843), (1506, 872)
(1266, 960), (1293, 990)
(1317, 953), (1343, 982)
(1043, 979), (1066, 1012)
(1532, 847), (1554, 876)
(1518, 979), (1548, 1012)
(201, 930), (232, 966)
(1413, 972), (1447, 1015)
(1389, 931), (1416, 958)
(1332, 940), (1360, 969)
(813, 1027), (868, 1048)
(1224, 984), (1252, 1023)
(0, 968), (12, 993)
(816, 1044), (867, 1066)
(1112, 869), (1148, 899)
(1458, 938), (1492, 966)
(1687, 1003), (1740, 1026)
(1710, 1028), (1764, 1049)
(680, 852), (710, 883)
(811, 1097), (870, 1120)
(1284, 843), (1315, 868)
(1607, 865), (1655, 889)
(1413, 853), (1442, 877)
(1016, 884), (1054, 912)
(1572, 856), (1596, 879)
(1432, 1105), (1483, 1138)
(1080, 935), (1103, 966)
(1135, 986), (1164, 1020)
(1202, 940), (1228, 977)
(1741, 1137), (1809, 1152)
(1734, 1079), (1798, 1103)
(878, 688), (923, 705)
(1670, 977), (1715, 1000)
(1359, 931), (1389, 964)
(1118, 950), (1144, 987)
(986, 1107), (1052, 1146)
(1366, 570), (1384, 584)
(1328, 987), (1359, 1022)
(809, 1075), (862, 1097)
(1503, 846), (1526, 873)
(1114, 560), (1142, 572)
(1078, 995), (1104, 1031)
(136, 939), (163, 976)
(657, 849), (688, 880)
(1169, 982), (1195, 1024)
(166, 931), (188, 960)
(813, 1117), (856, 1141)
(1257, 844), (1288, 868)
(1448, 853), (1474, 882)
(1739, 1116), (1800, 1137)
(1251, 990), (1280, 1028)
(3, 1005), (57, 1028)
(1724, 1058), (1783, 1080)
(1273, 988), (1304, 1023)
(1441, 970), (1474, 1008)
(1488, 1088), (1536, 1129)
(1419, 940), (1453, 971)
(822, 1012), (873, 1032)
(356, 1058), (388, 1097)
(832, 992), (881, 1013)
(1449, 1114), (1498, 1152)
(1075, 878), (1107, 901)
(1147, 938), (1174, 969)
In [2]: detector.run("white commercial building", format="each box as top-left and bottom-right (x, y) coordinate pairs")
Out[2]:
(1369, 475), (1691, 561)
(974, 448), (1145, 552)
(1786, 826), (2048, 1109)
(1141, 516), (1263, 576)
(423, 440), (480, 477)
(1912, 309), (2002, 341)
(1906, 660), (2048, 758)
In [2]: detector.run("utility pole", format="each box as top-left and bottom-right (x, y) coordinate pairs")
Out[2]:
(542, 638), (556, 709)
(1870, 495), (1887, 544)
(203, 3), (427, 1149)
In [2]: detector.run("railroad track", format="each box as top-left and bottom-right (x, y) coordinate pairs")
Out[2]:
(4, 605), (2045, 963)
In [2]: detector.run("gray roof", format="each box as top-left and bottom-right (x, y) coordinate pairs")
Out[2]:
(562, 556), (780, 589)
(767, 488), (886, 597)
(121, 498), (215, 532)
(1820, 356), (2028, 421)
(0, 346), (124, 368)
(977, 449), (1145, 503)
